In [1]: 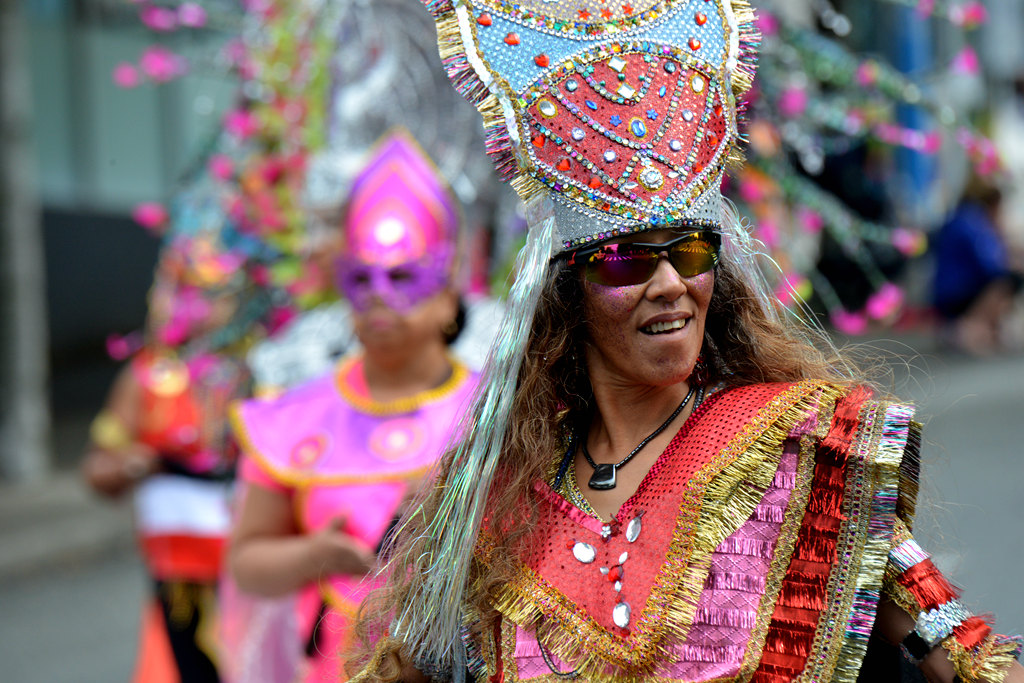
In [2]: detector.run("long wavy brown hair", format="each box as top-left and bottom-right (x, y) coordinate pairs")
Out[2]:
(349, 252), (859, 680)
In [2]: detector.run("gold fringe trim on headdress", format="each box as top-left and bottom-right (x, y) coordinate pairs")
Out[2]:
(725, 0), (761, 174)
(728, 0), (760, 99)
(482, 381), (844, 681)
(428, 0), (544, 205)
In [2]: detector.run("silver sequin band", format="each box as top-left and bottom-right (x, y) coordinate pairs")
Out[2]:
(915, 600), (973, 648)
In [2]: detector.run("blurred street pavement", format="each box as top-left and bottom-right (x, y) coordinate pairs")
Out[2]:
(0, 332), (1021, 682)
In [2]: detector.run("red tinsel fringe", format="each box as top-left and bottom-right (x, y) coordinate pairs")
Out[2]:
(817, 385), (873, 465)
(953, 616), (994, 651)
(750, 387), (871, 680)
(897, 560), (960, 611)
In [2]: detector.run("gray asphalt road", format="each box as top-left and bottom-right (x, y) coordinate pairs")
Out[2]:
(0, 550), (146, 683)
(0, 344), (1020, 682)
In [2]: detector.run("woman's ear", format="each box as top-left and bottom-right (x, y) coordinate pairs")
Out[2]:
(440, 288), (459, 323)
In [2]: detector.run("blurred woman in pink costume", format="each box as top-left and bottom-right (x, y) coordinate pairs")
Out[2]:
(228, 132), (479, 681)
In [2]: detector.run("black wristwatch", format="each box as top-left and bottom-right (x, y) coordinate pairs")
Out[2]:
(901, 628), (933, 663)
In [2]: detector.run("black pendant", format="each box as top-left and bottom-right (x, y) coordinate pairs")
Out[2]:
(588, 463), (617, 490)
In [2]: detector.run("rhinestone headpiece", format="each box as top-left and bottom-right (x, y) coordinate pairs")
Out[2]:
(424, 0), (758, 251)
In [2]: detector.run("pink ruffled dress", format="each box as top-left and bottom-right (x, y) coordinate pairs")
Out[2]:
(231, 355), (477, 681)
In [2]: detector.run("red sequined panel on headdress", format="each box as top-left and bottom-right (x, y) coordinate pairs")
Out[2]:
(527, 51), (729, 209)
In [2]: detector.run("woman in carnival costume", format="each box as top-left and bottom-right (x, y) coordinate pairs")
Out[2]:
(83, 233), (255, 683)
(351, 1), (1024, 682)
(229, 131), (480, 682)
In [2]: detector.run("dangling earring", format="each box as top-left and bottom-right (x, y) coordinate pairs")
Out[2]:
(691, 354), (709, 386)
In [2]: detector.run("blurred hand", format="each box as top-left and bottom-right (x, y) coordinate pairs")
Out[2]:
(308, 517), (376, 578)
(81, 446), (158, 498)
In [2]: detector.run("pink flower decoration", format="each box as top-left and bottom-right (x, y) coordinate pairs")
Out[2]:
(140, 5), (178, 31)
(156, 319), (191, 347)
(951, 46), (980, 75)
(105, 332), (143, 361)
(132, 202), (169, 231)
(177, 3), (208, 28)
(139, 45), (186, 82)
(738, 178), (765, 203)
(266, 306), (297, 335)
(892, 227), (928, 257)
(875, 123), (901, 145)
(797, 207), (824, 234)
(227, 196), (247, 224)
(921, 131), (942, 154)
(901, 129), (930, 152)
(831, 309), (868, 335)
(249, 264), (271, 286)
(756, 11), (779, 37)
(113, 63), (140, 88)
(949, 1), (987, 28)
(223, 40), (247, 65)
(778, 85), (808, 118)
(208, 154), (234, 181)
(757, 220), (780, 249)
(856, 62), (878, 87)
(224, 109), (260, 139)
(774, 273), (809, 307)
(866, 283), (904, 320)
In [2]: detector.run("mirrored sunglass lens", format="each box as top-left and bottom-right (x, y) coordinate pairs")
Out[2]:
(668, 239), (718, 277)
(585, 248), (657, 286)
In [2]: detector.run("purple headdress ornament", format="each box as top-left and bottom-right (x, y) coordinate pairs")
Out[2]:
(334, 130), (460, 312)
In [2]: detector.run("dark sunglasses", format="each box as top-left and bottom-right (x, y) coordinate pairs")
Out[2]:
(567, 230), (721, 287)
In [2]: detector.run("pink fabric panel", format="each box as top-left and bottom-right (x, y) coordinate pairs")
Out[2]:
(656, 444), (800, 680)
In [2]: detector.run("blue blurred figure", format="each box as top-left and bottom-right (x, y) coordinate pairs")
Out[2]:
(932, 177), (1023, 354)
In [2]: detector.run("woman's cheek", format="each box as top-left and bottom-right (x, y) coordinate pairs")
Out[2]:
(688, 271), (715, 313)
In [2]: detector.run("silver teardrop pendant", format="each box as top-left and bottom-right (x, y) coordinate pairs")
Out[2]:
(626, 516), (642, 543)
(613, 602), (631, 628)
(572, 542), (596, 564)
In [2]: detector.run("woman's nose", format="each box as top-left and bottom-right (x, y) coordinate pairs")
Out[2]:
(645, 255), (687, 300)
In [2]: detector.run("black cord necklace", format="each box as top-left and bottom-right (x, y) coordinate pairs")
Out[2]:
(581, 384), (697, 491)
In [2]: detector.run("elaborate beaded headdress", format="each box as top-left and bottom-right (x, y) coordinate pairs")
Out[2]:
(427, 0), (758, 251)
(389, 0), (760, 673)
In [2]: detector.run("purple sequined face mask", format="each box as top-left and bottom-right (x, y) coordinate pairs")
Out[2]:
(336, 257), (449, 313)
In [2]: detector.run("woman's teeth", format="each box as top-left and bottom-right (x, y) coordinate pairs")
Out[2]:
(642, 319), (687, 335)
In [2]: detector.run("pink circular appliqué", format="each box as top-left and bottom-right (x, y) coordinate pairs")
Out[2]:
(289, 433), (329, 468)
(368, 418), (427, 462)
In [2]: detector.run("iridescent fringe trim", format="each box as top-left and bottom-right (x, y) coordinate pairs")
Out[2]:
(725, 0), (761, 171)
(897, 420), (922, 524)
(831, 402), (917, 683)
(424, 0), (546, 204)
(388, 196), (558, 681)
